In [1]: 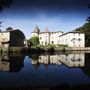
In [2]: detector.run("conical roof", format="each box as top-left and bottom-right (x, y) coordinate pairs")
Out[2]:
(32, 26), (40, 33)
(44, 27), (49, 32)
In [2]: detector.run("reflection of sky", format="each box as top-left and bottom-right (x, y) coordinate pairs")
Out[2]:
(0, 56), (90, 87)
(0, 0), (90, 38)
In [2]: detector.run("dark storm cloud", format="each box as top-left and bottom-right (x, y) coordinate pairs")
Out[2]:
(13, 0), (89, 12)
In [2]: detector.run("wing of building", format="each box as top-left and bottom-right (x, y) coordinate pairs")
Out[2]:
(59, 32), (85, 47)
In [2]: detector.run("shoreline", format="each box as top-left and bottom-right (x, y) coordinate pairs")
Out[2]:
(0, 47), (90, 54)
(24, 47), (90, 53)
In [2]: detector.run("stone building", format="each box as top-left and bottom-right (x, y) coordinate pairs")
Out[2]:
(0, 29), (25, 51)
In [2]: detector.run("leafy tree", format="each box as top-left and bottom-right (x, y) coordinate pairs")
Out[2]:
(0, 0), (13, 12)
(0, 0), (13, 27)
(82, 53), (90, 77)
(87, 16), (90, 22)
(74, 22), (90, 46)
(87, 4), (90, 22)
(30, 36), (39, 47)
(6, 27), (13, 31)
(74, 4), (90, 46)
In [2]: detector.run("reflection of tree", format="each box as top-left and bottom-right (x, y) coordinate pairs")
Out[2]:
(9, 55), (24, 72)
(82, 53), (90, 77)
(30, 54), (39, 61)
(30, 54), (40, 70)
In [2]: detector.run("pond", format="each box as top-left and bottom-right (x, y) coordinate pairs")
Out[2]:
(0, 51), (90, 89)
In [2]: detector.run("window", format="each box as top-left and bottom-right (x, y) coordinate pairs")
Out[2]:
(46, 36), (47, 38)
(71, 38), (75, 42)
(42, 42), (43, 44)
(73, 33), (75, 36)
(79, 33), (80, 36)
(78, 38), (82, 41)
(40, 37), (42, 39)
(45, 42), (47, 45)
(39, 57), (42, 60)
(52, 41), (54, 44)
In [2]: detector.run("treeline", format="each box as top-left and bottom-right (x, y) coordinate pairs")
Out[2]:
(74, 22), (90, 46)
(74, 4), (90, 47)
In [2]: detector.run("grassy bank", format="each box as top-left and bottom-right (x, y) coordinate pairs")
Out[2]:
(0, 46), (90, 54)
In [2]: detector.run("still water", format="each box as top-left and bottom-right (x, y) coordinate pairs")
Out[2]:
(0, 52), (90, 88)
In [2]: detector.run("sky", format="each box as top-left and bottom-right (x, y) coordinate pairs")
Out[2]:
(0, 0), (90, 39)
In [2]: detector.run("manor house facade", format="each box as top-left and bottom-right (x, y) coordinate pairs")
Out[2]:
(31, 26), (85, 47)
(31, 26), (63, 45)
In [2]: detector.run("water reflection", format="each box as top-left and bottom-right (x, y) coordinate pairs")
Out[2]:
(0, 52), (89, 88)
(30, 52), (85, 69)
(0, 54), (24, 72)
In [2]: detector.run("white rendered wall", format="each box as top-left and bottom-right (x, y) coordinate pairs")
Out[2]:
(59, 33), (85, 47)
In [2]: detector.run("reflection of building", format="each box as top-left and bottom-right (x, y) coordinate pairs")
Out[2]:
(0, 55), (24, 72)
(59, 53), (85, 67)
(50, 55), (62, 65)
(39, 55), (49, 64)
(0, 55), (9, 71)
(31, 54), (62, 66)
(31, 53), (85, 69)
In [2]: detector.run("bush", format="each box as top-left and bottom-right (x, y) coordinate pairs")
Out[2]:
(56, 44), (68, 47)
(44, 44), (56, 48)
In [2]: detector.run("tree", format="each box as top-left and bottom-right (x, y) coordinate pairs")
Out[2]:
(87, 4), (90, 22)
(74, 22), (90, 46)
(88, 4), (90, 8)
(87, 16), (90, 22)
(6, 27), (13, 31)
(0, 0), (13, 12)
(74, 4), (90, 46)
(0, 0), (13, 27)
(30, 36), (39, 47)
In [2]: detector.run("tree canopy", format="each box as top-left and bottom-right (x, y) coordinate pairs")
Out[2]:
(74, 4), (90, 46)
(87, 4), (90, 22)
(6, 27), (13, 31)
(29, 36), (39, 47)
(74, 22), (90, 46)
(0, 0), (13, 12)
